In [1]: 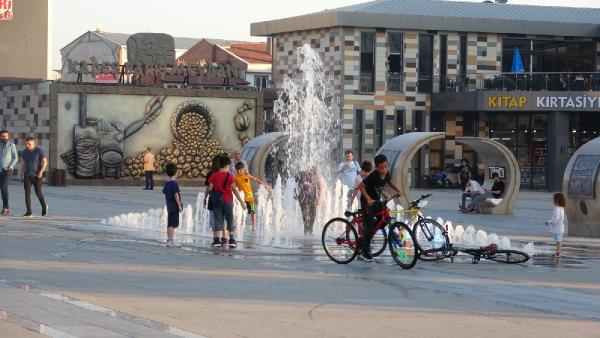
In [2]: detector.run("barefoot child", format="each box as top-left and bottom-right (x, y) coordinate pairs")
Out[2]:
(234, 162), (270, 231)
(545, 192), (566, 257)
(163, 163), (183, 247)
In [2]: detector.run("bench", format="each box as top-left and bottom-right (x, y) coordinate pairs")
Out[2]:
(474, 197), (503, 214)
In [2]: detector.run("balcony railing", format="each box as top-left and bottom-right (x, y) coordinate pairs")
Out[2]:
(431, 72), (600, 93)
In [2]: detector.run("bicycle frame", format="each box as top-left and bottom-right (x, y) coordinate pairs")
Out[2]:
(349, 205), (393, 237)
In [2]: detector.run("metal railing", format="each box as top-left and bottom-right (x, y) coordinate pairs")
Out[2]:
(431, 72), (600, 93)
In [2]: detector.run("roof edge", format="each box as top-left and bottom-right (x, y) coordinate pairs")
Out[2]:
(251, 11), (600, 38)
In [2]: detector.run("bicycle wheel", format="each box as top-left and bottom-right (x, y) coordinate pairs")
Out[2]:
(371, 228), (387, 257)
(388, 222), (417, 269)
(322, 218), (359, 264)
(412, 219), (451, 261)
(487, 250), (530, 264)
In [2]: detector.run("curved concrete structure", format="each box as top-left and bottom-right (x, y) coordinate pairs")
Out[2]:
(562, 136), (600, 238)
(376, 132), (520, 215)
(456, 137), (520, 215)
(240, 132), (287, 182)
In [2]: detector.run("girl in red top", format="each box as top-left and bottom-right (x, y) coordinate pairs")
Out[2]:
(206, 155), (246, 248)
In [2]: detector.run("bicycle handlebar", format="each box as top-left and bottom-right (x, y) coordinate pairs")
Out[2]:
(408, 193), (433, 209)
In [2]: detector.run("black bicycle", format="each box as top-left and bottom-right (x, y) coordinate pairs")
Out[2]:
(450, 244), (530, 264)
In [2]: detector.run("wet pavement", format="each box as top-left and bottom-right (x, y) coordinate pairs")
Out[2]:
(0, 184), (599, 337)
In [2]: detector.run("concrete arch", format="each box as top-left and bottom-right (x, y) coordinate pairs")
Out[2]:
(562, 136), (600, 238)
(376, 132), (520, 215)
(240, 132), (287, 182)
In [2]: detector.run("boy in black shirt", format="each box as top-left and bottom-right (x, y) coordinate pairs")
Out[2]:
(357, 154), (403, 261)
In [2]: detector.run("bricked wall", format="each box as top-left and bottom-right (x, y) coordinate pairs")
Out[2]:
(0, 82), (51, 178)
(271, 28), (510, 165)
(272, 28), (343, 92)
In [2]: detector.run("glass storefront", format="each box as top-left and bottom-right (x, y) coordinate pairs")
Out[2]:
(489, 112), (548, 189)
(502, 38), (595, 73)
(569, 112), (600, 155)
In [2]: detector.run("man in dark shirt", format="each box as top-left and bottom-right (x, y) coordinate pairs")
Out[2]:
(488, 173), (505, 198)
(457, 159), (471, 191)
(20, 137), (47, 217)
(357, 154), (403, 262)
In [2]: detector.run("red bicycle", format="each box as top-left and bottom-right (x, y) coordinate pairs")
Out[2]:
(321, 194), (418, 269)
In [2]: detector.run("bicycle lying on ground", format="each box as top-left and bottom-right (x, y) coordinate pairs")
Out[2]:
(390, 194), (529, 265)
(321, 194), (418, 269)
(450, 243), (530, 264)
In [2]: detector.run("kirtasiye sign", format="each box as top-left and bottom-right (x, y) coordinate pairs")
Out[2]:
(482, 92), (600, 111)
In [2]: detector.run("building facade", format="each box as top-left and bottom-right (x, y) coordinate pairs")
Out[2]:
(0, 0), (52, 84)
(252, 0), (600, 190)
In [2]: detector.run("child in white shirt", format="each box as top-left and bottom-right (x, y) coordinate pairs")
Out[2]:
(545, 193), (566, 257)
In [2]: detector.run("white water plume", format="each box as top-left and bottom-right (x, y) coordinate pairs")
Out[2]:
(273, 44), (340, 180)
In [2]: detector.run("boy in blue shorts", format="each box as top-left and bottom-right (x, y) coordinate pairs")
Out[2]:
(163, 163), (183, 247)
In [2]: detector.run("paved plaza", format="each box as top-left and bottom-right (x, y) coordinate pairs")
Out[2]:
(0, 182), (599, 337)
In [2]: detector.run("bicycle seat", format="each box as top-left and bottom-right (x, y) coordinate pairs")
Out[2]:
(344, 210), (362, 218)
(480, 243), (498, 254)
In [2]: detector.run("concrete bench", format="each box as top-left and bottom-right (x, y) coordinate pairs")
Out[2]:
(474, 197), (503, 214)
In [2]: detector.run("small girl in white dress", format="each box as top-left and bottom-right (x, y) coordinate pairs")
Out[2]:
(545, 193), (566, 257)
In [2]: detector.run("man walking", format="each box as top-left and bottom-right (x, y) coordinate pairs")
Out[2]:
(229, 150), (247, 174)
(20, 137), (47, 217)
(143, 147), (155, 190)
(0, 130), (18, 215)
(337, 150), (360, 200)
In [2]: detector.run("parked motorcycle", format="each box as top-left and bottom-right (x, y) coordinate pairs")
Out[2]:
(423, 170), (455, 188)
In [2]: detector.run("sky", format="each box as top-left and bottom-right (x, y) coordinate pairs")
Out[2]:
(51, 0), (600, 68)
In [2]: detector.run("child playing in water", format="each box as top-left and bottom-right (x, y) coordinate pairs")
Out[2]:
(545, 192), (566, 257)
(234, 162), (270, 231)
(163, 163), (183, 247)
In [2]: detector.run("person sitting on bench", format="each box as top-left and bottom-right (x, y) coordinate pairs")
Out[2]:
(466, 173), (505, 213)
(459, 174), (484, 211)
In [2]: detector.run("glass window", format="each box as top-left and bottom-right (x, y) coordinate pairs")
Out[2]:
(354, 110), (364, 159)
(413, 111), (424, 132)
(430, 111), (444, 132)
(360, 32), (375, 92)
(439, 35), (448, 93)
(459, 34), (468, 76)
(254, 75), (268, 88)
(502, 38), (531, 73)
(463, 112), (478, 136)
(375, 110), (384, 150)
(387, 32), (403, 93)
(418, 35), (434, 93)
(395, 109), (404, 136)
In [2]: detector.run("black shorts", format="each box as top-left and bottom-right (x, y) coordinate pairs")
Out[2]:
(167, 211), (180, 228)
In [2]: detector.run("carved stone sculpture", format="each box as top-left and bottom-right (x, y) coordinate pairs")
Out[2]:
(127, 33), (176, 66)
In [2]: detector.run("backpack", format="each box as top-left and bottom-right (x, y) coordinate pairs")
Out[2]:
(208, 173), (230, 211)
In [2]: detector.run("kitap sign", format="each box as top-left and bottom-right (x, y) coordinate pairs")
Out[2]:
(0, 0), (12, 21)
(482, 92), (600, 112)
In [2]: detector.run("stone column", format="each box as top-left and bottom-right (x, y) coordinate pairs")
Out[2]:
(547, 111), (570, 191)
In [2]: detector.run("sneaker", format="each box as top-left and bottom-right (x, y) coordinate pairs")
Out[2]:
(22, 212), (33, 217)
(221, 238), (228, 247)
(361, 248), (374, 262)
(166, 239), (174, 247)
(1, 208), (8, 215)
(210, 237), (221, 247)
(229, 238), (237, 248)
(42, 205), (48, 217)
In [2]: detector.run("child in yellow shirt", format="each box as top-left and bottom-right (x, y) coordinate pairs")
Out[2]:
(234, 162), (270, 230)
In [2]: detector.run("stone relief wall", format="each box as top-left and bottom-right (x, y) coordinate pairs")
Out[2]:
(56, 92), (256, 179)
